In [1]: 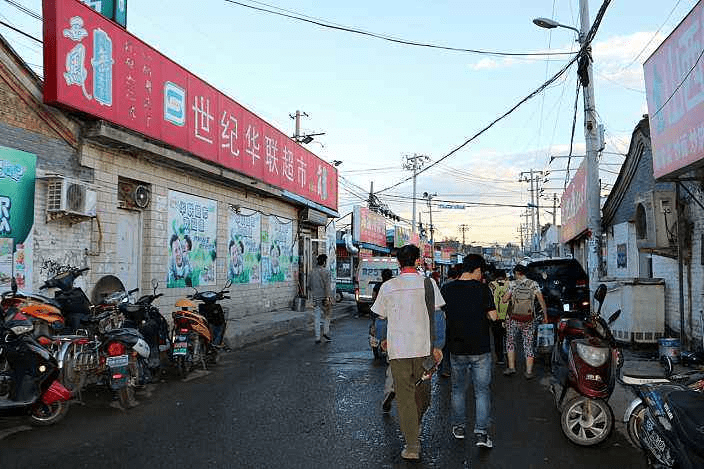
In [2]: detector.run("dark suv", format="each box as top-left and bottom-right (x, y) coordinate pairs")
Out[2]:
(524, 258), (590, 324)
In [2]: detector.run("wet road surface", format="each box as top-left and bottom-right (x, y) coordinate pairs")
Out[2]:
(0, 303), (648, 468)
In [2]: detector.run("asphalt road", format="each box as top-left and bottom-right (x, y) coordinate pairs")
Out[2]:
(0, 301), (648, 469)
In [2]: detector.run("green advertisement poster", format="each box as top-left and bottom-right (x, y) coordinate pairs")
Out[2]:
(167, 190), (217, 288)
(228, 208), (261, 284)
(262, 216), (294, 283)
(0, 146), (35, 290)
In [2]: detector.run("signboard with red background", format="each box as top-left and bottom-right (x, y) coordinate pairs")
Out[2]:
(352, 206), (386, 248)
(644, 1), (704, 179)
(560, 159), (588, 243)
(42, 0), (337, 211)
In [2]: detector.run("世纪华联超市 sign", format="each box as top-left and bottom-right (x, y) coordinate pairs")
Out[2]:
(42, 0), (337, 212)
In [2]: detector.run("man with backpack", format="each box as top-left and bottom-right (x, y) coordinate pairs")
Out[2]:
(502, 264), (547, 379)
(488, 269), (510, 366)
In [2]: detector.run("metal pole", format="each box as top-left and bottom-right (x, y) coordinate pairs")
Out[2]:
(412, 158), (417, 234)
(677, 183), (686, 347)
(294, 110), (301, 139)
(580, 0), (602, 300)
(530, 169), (536, 252)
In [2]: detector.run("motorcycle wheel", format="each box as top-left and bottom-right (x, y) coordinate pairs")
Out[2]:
(176, 356), (188, 379)
(30, 400), (69, 426)
(627, 403), (646, 449)
(560, 396), (613, 446)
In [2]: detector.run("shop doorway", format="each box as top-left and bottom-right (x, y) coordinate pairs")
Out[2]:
(116, 209), (142, 291)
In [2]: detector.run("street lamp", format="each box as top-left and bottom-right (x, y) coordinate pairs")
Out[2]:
(534, 2), (601, 301)
(532, 17), (581, 37)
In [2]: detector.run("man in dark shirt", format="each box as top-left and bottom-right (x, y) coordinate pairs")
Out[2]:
(443, 254), (498, 448)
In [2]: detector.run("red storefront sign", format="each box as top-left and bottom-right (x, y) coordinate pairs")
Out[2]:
(353, 206), (386, 247)
(42, 0), (337, 211)
(644, 2), (704, 179)
(560, 160), (587, 243)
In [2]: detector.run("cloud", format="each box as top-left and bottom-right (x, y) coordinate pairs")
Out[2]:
(469, 57), (516, 70)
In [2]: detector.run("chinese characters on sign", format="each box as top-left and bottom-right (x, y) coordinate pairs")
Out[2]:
(561, 160), (588, 243)
(644, 1), (704, 179)
(352, 206), (386, 248)
(43, 0), (337, 212)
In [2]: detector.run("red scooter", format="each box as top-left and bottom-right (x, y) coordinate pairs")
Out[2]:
(549, 284), (622, 446)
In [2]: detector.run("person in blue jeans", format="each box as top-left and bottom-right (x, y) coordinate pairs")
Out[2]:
(442, 254), (498, 448)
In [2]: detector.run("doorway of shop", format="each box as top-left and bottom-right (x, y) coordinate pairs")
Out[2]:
(116, 209), (142, 291)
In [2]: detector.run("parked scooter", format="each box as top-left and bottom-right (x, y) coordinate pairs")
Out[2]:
(38, 267), (92, 333)
(189, 279), (232, 351)
(621, 371), (704, 468)
(549, 283), (622, 446)
(171, 299), (212, 378)
(621, 368), (704, 451)
(0, 308), (72, 425)
(56, 306), (150, 409)
(1, 277), (65, 339)
(120, 280), (170, 374)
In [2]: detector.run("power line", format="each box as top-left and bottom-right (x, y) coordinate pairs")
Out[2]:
(223, 0), (577, 57)
(0, 19), (42, 44)
(376, 53), (580, 194)
(2, 0), (42, 20)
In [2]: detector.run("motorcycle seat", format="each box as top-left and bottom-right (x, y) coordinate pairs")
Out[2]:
(669, 390), (704, 452)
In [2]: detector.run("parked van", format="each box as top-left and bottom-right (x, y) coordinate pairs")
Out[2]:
(354, 256), (400, 315)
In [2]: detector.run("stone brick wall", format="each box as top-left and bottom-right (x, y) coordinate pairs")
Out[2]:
(0, 54), (305, 321)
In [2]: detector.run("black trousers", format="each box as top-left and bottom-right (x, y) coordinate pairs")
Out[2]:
(491, 321), (506, 362)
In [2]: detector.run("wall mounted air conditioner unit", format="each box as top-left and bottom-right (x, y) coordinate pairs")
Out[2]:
(634, 190), (676, 250)
(47, 178), (97, 217)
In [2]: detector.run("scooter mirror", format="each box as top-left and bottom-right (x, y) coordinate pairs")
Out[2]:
(607, 309), (621, 324)
(224, 279), (232, 289)
(151, 278), (159, 290)
(594, 284), (607, 304)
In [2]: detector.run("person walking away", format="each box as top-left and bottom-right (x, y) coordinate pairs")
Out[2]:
(442, 254), (498, 447)
(372, 269), (396, 413)
(439, 266), (460, 377)
(372, 244), (444, 461)
(308, 254), (333, 344)
(502, 264), (547, 379)
(488, 269), (510, 366)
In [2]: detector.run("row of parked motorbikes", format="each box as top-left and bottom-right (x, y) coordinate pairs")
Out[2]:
(0, 265), (232, 426)
(540, 282), (704, 468)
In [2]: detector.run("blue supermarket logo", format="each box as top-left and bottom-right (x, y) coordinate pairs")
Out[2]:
(163, 82), (186, 126)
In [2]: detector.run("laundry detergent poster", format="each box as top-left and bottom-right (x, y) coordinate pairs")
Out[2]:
(227, 207), (261, 284)
(262, 216), (294, 283)
(0, 146), (35, 291)
(166, 190), (217, 288)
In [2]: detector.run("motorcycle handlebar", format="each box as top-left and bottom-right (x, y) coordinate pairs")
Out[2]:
(223, 295), (231, 299)
(128, 287), (139, 295)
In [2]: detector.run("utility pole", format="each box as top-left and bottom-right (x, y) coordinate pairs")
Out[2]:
(290, 110), (307, 140)
(423, 192), (436, 268)
(458, 224), (470, 249)
(580, 0), (602, 300)
(403, 154), (429, 234)
(520, 170), (544, 253)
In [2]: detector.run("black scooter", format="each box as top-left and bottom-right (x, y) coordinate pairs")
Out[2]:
(120, 280), (170, 374)
(621, 373), (704, 468)
(189, 279), (232, 355)
(39, 267), (92, 333)
(0, 309), (72, 425)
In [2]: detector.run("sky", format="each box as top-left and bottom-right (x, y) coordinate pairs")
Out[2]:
(1, 0), (700, 247)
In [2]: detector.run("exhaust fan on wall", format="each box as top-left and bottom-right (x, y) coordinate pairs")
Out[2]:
(133, 185), (151, 209)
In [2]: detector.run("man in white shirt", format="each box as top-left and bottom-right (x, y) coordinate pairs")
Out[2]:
(372, 244), (445, 461)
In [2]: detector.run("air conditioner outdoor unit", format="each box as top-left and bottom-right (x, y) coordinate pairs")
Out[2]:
(634, 190), (677, 250)
(47, 178), (96, 217)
